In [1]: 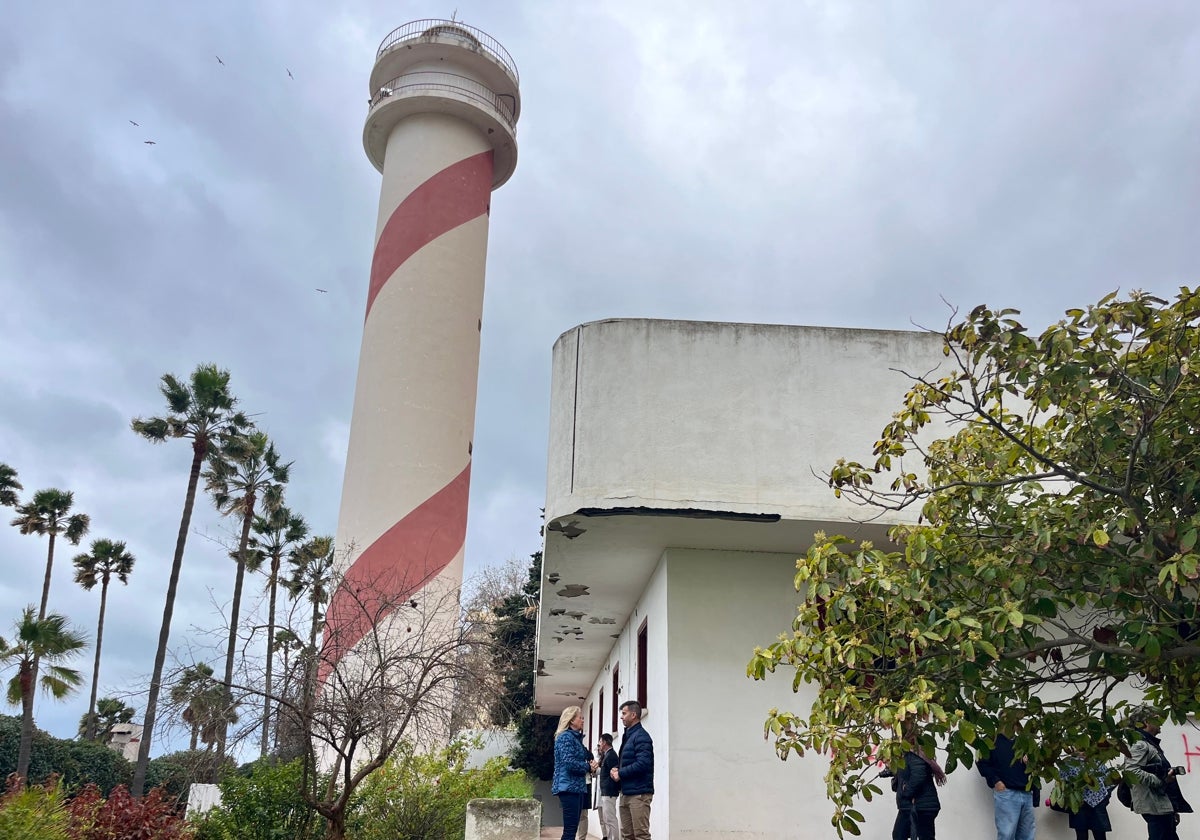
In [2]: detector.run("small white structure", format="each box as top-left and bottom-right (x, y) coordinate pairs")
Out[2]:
(533, 318), (1198, 839)
(106, 722), (142, 762)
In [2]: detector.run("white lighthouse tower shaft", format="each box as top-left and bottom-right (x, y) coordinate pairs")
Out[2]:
(321, 21), (519, 684)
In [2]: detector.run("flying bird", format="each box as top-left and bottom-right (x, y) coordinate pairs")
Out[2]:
(144, 140), (157, 145)
(129, 120), (139, 127)
(287, 68), (294, 79)
(315, 288), (328, 293)
(215, 55), (224, 65)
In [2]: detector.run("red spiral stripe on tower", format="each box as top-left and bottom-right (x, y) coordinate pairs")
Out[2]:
(364, 149), (494, 321)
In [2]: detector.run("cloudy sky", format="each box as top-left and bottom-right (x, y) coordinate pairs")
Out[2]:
(1, 1), (1198, 754)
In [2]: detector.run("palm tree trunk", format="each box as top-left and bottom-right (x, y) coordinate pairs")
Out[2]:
(85, 578), (110, 741)
(189, 722), (199, 752)
(217, 506), (255, 762)
(132, 437), (207, 797)
(261, 555), (280, 757)
(38, 531), (56, 620)
(16, 663), (36, 779)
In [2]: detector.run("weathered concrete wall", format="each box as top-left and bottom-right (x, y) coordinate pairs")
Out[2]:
(465, 799), (541, 840)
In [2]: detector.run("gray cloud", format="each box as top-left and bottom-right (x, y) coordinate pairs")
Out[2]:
(2, 0), (1199, 753)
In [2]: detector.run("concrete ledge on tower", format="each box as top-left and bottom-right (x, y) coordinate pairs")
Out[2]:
(364, 19), (520, 185)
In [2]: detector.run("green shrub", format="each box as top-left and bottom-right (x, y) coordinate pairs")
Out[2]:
(0, 714), (131, 795)
(487, 771), (534, 799)
(0, 775), (71, 840)
(349, 739), (525, 840)
(190, 758), (318, 840)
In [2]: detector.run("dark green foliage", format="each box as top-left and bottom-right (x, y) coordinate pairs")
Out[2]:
(144, 749), (235, 803)
(0, 714), (131, 795)
(190, 758), (318, 840)
(350, 740), (531, 840)
(487, 551), (555, 780)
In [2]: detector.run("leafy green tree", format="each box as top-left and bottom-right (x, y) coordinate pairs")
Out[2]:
(72, 539), (136, 741)
(750, 288), (1200, 835)
(0, 463), (21, 508)
(246, 505), (308, 757)
(202, 430), (289, 762)
(487, 551), (554, 779)
(0, 713), (132, 794)
(78, 697), (136, 743)
(11, 488), (90, 620)
(0, 608), (87, 780)
(130, 363), (250, 795)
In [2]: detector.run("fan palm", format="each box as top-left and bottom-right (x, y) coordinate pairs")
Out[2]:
(129, 363), (250, 795)
(284, 535), (337, 707)
(0, 607), (88, 779)
(169, 662), (235, 752)
(78, 696), (136, 742)
(0, 463), (21, 508)
(202, 429), (289, 761)
(73, 538), (136, 741)
(11, 488), (90, 620)
(246, 505), (307, 756)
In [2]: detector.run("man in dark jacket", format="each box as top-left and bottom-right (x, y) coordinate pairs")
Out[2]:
(597, 733), (620, 840)
(977, 730), (1040, 840)
(610, 700), (653, 840)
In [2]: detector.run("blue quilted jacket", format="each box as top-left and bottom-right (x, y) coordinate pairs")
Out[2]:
(552, 728), (591, 795)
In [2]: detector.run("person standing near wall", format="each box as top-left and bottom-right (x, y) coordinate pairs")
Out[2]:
(597, 733), (621, 840)
(1124, 705), (1192, 840)
(554, 706), (599, 840)
(882, 721), (946, 840)
(977, 726), (1040, 840)
(610, 700), (653, 840)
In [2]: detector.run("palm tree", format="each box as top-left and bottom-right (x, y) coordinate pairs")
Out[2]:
(284, 535), (337, 709)
(0, 463), (21, 508)
(247, 505), (308, 756)
(129, 363), (250, 796)
(72, 539), (136, 741)
(11, 488), (90, 620)
(168, 662), (234, 752)
(78, 696), (136, 743)
(202, 430), (289, 761)
(0, 607), (88, 779)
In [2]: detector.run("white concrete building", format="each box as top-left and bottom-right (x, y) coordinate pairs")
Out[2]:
(533, 318), (1197, 839)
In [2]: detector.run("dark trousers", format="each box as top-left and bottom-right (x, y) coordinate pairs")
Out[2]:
(1142, 813), (1179, 840)
(891, 808), (936, 840)
(559, 791), (587, 840)
(1075, 830), (1106, 840)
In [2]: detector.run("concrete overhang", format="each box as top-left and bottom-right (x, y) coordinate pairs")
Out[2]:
(533, 507), (895, 714)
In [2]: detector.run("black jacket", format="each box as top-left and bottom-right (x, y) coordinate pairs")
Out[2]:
(893, 751), (941, 813)
(618, 721), (654, 796)
(599, 747), (620, 796)
(977, 734), (1040, 801)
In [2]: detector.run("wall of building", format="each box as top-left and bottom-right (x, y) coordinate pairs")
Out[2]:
(546, 320), (948, 525)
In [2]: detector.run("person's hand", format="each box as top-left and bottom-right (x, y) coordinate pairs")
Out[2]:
(610, 768), (620, 781)
(994, 781), (1007, 792)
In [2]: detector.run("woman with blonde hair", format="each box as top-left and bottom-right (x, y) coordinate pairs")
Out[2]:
(552, 705), (598, 840)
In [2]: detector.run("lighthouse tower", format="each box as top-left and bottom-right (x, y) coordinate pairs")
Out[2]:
(321, 20), (519, 683)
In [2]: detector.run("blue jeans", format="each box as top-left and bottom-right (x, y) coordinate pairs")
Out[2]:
(559, 791), (586, 840)
(993, 789), (1036, 840)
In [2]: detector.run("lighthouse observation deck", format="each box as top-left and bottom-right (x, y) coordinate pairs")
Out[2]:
(364, 19), (521, 185)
